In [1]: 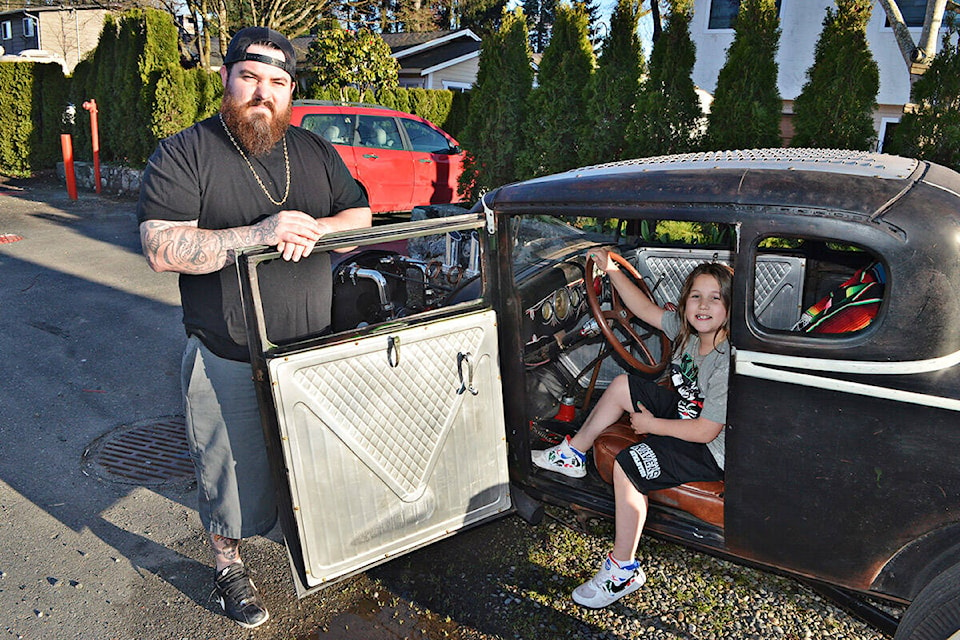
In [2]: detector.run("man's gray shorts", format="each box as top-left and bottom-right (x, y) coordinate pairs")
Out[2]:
(181, 335), (277, 539)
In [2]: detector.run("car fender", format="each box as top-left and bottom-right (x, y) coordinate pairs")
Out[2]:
(873, 521), (960, 601)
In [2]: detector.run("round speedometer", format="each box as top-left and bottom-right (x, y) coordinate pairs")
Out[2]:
(554, 289), (570, 319)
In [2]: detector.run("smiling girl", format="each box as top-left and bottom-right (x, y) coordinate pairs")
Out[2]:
(532, 250), (734, 609)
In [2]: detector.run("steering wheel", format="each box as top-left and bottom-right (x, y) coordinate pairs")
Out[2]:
(585, 251), (671, 376)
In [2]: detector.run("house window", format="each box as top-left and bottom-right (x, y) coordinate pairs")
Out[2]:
(23, 17), (35, 38)
(708, 0), (782, 30)
(883, 0), (958, 27)
(1, 21), (11, 40)
(886, 0), (929, 27)
(442, 81), (471, 92)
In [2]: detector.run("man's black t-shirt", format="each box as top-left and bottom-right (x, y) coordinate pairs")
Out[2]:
(137, 115), (368, 361)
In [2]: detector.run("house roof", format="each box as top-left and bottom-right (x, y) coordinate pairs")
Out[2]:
(383, 29), (481, 76)
(397, 38), (479, 73)
(384, 29), (480, 57)
(206, 29), (480, 78)
(381, 30), (453, 52)
(291, 35), (312, 63)
(382, 30), (459, 53)
(0, 4), (104, 16)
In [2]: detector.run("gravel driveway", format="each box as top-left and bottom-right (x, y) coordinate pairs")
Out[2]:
(353, 508), (897, 640)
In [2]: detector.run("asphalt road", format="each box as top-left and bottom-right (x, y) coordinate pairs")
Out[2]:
(0, 175), (894, 640)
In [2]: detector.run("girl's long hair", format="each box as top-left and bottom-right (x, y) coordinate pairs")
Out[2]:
(673, 262), (734, 356)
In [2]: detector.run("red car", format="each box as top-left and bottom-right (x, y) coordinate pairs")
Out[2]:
(290, 100), (465, 214)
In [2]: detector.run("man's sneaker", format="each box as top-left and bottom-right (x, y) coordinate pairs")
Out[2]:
(572, 552), (646, 609)
(213, 563), (270, 629)
(531, 435), (587, 478)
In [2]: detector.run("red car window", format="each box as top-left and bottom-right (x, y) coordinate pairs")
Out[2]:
(357, 115), (403, 150)
(402, 119), (455, 154)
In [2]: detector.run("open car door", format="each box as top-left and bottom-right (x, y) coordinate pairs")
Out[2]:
(237, 214), (511, 596)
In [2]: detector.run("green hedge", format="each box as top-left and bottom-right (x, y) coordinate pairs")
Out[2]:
(0, 8), (221, 176)
(0, 61), (67, 177)
(75, 9), (181, 165)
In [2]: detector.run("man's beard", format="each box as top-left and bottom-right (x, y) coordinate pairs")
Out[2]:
(220, 92), (292, 157)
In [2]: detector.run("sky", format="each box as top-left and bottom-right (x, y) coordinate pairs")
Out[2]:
(506, 0), (658, 56)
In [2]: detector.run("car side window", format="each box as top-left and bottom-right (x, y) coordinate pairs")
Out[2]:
(299, 114), (353, 145)
(753, 236), (885, 335)
(357, 115), (403, 150)
(401, 119), (454, 154)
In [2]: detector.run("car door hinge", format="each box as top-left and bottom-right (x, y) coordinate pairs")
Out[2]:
(481, 193), (495, 235)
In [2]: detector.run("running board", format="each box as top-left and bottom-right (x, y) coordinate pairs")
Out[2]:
(800, 580), (900, 636)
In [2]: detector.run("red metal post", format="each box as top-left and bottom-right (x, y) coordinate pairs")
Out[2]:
(60, 134), (78, 200)
(82, 99), (100, 194)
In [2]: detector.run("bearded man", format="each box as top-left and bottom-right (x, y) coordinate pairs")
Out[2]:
(136, 27), (371, 628)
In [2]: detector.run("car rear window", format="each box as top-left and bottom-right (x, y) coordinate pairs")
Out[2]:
(401, 119), (455, 154)
(754, 237), (885, 335)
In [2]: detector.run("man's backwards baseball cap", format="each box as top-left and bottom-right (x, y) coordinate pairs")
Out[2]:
(223, 26), (296, 79)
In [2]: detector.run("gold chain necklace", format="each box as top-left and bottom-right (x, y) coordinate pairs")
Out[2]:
(219, 113), (290, 206)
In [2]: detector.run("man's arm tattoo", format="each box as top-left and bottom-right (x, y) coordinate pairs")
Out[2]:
(141, 220), (277, 274)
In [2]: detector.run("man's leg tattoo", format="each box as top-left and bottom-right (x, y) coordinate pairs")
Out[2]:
(210, 533), (242, 570)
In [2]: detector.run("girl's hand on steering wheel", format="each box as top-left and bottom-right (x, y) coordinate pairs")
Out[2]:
(588, 248), (619, 273)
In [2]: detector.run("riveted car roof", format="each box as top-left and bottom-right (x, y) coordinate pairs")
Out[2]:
(491, 149), (943, 224)
(573, 148), (919, 180)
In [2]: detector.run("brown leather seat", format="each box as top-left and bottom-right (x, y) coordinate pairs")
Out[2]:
(593, 422), (725, 528)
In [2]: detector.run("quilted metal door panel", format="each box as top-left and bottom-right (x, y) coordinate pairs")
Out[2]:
(268, 309), (510, 587)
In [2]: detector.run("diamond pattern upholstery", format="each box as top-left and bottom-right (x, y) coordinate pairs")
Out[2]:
(635, 248), (802, 329)
(293, 326), (485, 501)
(754, 261), (790, 309)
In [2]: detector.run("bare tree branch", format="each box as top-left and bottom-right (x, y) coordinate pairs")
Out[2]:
(876, 0), (950, 78)
(916, 0), (948, 66)
(877, 0), (918, 68)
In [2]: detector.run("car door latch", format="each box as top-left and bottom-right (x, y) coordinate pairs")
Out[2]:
(457, 352), (478, 395)
(387, 336), (400, 368)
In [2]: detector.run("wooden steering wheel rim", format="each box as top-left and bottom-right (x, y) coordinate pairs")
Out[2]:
(585, 251), (671, 376)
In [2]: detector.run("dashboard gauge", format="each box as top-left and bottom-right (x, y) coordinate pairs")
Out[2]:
(570, 285), (582, 307)
(540, 301), (554, 322)
(554, 288), (570, 319)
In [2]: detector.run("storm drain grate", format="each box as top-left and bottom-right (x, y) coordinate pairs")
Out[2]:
(0, 234), (24, 244)
(82, 416), (195, 486)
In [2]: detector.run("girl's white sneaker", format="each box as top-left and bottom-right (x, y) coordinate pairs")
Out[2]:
(531, 435), (586, 478)
(572, 553), (645, 609)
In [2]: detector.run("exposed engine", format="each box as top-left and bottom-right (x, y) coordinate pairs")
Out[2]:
(331, 230), (482, 331)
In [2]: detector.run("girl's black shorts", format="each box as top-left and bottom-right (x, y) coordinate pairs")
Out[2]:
(617, 377), (723, 493)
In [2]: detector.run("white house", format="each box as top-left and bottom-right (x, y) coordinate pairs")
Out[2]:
(381, 29), (481, 91)
(690, 0), (950, 150)
(0, 5), (110, 73)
